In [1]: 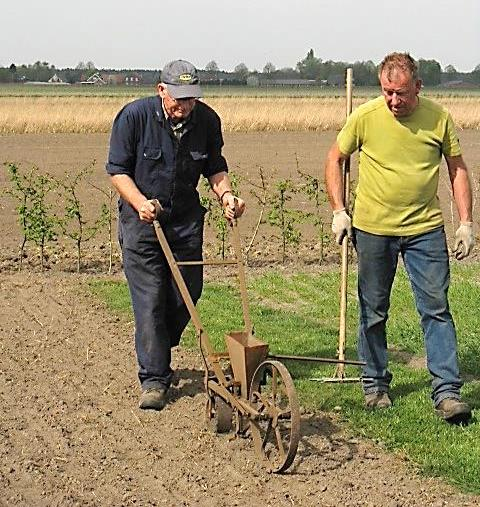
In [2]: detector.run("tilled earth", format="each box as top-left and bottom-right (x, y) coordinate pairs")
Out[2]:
(1, 132), (480, 506)
(1, 272), (479, 507)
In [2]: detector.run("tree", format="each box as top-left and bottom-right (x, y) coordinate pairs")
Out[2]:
(418, 59), (441, 86)
(263, 62), (276, 74)
(444, 64), (457, 74)
(352, 60), (378, 86)
(472, 64), (480, 84)
(297, 49), (322, 80)
(276, 67), (298, 79)
(205, 60), (219, 82)
(9, 63), (16, 82)
(22, 61), (56, 82)
(0, 68), (12, 83)
(321, 60), (348, 84)
(63, 68), (83, 84)
(234, 62), (249, 81)
(205, 60), (219, 73)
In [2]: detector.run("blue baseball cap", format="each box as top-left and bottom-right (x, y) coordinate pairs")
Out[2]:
(160, 60), (202, 99)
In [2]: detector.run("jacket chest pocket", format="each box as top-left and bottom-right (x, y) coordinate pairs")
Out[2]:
(143, 147), (162, 161)
(190, 151), (208, 162)
(139, 147), (165, 195)
(179, 150), (207, 183)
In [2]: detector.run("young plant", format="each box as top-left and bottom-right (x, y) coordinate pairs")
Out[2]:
(244, 165), (268, 264)
(295, 153), (328, 262)
(202, 171), (240, 258)
(58, 162), (109, 272)
(4, 162), (58, 271)
(88, 183), (116, 274)
(267, 178), (305, 263)
(4, 162), (30, 269)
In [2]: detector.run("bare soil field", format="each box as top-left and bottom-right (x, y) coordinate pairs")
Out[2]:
(1, 272), (479, 507)
(1, 132), (480, 506)
(0, 130), (479, 271)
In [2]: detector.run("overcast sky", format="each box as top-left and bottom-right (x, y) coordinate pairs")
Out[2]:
(2, 0), (479, 72)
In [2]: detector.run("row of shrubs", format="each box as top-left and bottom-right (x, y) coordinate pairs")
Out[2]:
(2, 161), (346, 273)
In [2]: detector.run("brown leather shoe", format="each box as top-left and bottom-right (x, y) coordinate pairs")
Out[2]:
(435, 398), (471, 424)
(139, 388), (167, 410)
(364, 392), (392, 410)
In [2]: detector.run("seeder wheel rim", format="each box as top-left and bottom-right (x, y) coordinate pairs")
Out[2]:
(249, 360), (300, 473)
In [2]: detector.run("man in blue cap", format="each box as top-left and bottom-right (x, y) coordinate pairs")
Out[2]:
(107, 59), (245, 410)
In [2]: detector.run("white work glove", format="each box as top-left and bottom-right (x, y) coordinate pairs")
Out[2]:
(331, 208), (352, 245)
(453, 222), (475, 260)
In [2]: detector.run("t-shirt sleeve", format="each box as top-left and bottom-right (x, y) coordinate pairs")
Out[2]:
(442, 113), (462, 157)
(105, 105), (137, 177)
(203, 111), (228, 178)
(336, 108), (362, 156)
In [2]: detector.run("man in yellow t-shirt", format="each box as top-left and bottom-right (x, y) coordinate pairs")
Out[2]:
(325, 52), (475, 424)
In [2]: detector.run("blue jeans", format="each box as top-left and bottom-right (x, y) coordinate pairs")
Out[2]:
(354, 227), (463, 406)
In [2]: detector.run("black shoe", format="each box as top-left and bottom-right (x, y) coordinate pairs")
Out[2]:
(435, 398), (471, 424)
(139, 388), (167, 410)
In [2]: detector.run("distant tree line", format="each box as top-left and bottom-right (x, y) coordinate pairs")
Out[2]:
(0, 61), (160, 85)
(1, 51), (480, 86)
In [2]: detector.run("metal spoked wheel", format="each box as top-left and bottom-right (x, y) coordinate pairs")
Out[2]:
(205, 393), (233, 434)
(249, 360), (300, 473)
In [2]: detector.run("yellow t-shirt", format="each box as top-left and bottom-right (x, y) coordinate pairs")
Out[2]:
(337, 96), (461, 236)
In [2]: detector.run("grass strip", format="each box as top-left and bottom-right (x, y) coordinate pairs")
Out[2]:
(88, 263), (480, 493)
(2, 84), (480, 98)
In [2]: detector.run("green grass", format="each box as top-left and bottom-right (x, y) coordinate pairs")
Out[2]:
(88, 263), (480, 493)
(2, 83), (480, 98)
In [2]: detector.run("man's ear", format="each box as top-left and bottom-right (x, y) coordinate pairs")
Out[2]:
(157, 83), (167, 98)
(415, 79), (423, 94)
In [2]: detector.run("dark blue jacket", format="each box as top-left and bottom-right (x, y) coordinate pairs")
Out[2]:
(106, 96), (228, 225)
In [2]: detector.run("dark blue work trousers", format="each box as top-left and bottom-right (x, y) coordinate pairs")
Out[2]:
(119, 215), (204, 390)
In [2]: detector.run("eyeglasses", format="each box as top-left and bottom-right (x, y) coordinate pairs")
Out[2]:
(172, 96), (196, 103)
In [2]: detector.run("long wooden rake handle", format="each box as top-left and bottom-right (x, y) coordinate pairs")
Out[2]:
(335, 68), (353, 378)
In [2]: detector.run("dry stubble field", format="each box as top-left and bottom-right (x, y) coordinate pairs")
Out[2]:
(1, 127), (480, 506)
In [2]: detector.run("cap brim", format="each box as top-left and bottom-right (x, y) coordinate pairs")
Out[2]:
(166, 83), (202, 99)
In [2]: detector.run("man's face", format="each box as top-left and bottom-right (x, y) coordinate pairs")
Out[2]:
(380, 69), (421, 117)
(157, 84), (196, 120)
